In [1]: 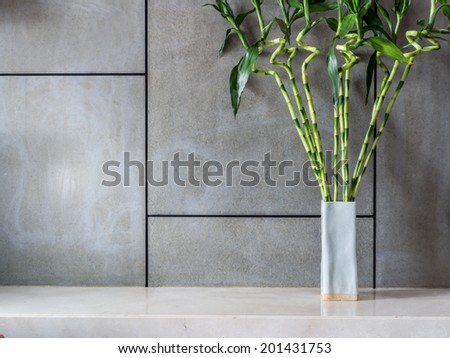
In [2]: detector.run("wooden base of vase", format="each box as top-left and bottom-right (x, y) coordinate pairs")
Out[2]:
(321, 293), (358, 301)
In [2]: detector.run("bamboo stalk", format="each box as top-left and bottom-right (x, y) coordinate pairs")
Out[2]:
(343, 68), (351, 201)
(296, 31), (331, 201)
(265, 39), (324, 181)
(303, 0), (311, 25)
(351, 62), (413, 197)
(350, 54), (390, 190)
(338, 73), (345, 201)
(406, 30), (441, 54)
(265, 39), (318, 167)
(252, 0), (265, 33)
(336, 35), (359, 201)
(253, 67), (329, 200)
(268, 39), (332, 200)
(276, 0), (289, 24)
(351, 31), (441, 198)
(333, 105), (339, 202)
(350, 60), (400, 198)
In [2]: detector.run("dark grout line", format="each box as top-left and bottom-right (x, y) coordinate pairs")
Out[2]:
(0, 73), (145, 77)
(148, 214), (375, 219)
(144, 0), (149, 288)
(373, 5), (378, 290)
(373, 148), (377, 290)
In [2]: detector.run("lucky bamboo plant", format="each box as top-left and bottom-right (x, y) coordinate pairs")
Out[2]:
(205, 0), (449, 202)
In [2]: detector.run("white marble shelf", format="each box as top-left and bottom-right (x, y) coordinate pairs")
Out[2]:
(0, 287), (450, 338)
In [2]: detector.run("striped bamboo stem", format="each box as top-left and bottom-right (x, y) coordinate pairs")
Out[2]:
(351, 62), (413, 197)
(333, 105), (339, 202)
(276, 0), (289, 24)
(343, 69), (351, 200)
(264, 39), (319, 169)
(406, 30), (441, 54)
(252, 0), (265, 33)
(253, 67), (329, 200)
(376, 53), (391, 97)
(338, 74), (345, 201)
(350, 53), (390, 191)
(350, 60), (400, 197)
(333, 0), (343, 202)
(351, 31), (441, 198)
(232, 2), (332, 197)
(336, 35), (359, 201)
(296, 31), (331, 201)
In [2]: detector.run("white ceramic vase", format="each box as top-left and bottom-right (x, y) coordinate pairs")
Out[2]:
(321, 201), (358, 301)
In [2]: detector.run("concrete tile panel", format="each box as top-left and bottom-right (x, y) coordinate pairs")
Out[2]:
(376, 1), (450, 287)
(376, 52), (450, 287)
(0, 76), (146, 285)
(148, 217), (373, 287)
(0, 0), (145, 73)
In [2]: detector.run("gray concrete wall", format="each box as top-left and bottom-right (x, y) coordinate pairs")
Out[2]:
(0, 0), (448, 287)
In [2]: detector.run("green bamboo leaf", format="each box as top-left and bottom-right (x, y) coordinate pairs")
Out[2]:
(275, 17), (289, 34)
(212, 0), (225, 15)
(393, 0), (401, 15)
(286, 0), (336, 21)
(203, 3), (220, 13)
(310, 2), (339, 13)
(394, 0), (411, 19)
(345, 0), (371, 15)
(262, 18), (276, 40)
(218, 29), (233, 58)
(203, 1), (234, 21)
(431, 28), (450, 34)
(286, 0), (303, 9)
(275, 18), (291, 42)
(442, 4), (450, 20)
(417, 19), (426, 28)
(339, 13), (357, 38)
(365, 51), (376, 104)
(235, 8), (255, 27)
(326, 17), (339, 32)
(327, 40), (340, 107)
(230, 45), (259, 117)
(362, 25), (392, 40)
(363, 8), (383, 28)
(345, 0), (359, 14)
(360, 0), (372, 17)
(291, 7), (306, 22)
(376, 2), (392, 33)
(363, 37), (408, 63)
